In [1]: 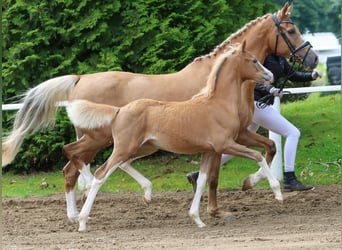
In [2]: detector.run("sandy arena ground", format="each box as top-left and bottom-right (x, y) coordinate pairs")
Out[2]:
(2, 185), (341, 249)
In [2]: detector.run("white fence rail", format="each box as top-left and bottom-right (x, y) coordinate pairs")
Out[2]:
(2, 101), (69, 111)
(2, 85), (341, 180)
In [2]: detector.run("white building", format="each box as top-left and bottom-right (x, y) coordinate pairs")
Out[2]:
(302, 32), (341, 64)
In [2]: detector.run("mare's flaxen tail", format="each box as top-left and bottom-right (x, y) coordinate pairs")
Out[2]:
(2, 75), (80, 167)
(66, 100), (120, 130)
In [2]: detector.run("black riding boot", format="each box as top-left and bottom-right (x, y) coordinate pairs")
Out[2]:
(283, 171), (314, 191)
(186, 171), (199, 192)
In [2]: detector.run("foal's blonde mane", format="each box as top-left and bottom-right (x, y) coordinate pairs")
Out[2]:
(192, 45), (238, 99)
(194, 13), (271, 62)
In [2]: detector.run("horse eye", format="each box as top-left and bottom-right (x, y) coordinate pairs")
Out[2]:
(288, 29), (296, 35)
(252, 58), (258, 63)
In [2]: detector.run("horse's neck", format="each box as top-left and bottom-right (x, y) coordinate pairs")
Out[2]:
(218, 16), (273, 63)
(212, 67), (242, 105)
(178, 58), (214, 87)
(175, 16), (273, 93)
(240, 81), (255, 108)
(238, 81), (256, 128)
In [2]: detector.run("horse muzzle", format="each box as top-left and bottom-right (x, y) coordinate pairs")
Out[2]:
(290, 41), (319, 70)
(262, 71), (274, 85)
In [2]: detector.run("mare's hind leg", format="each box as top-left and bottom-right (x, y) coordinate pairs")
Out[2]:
(206, 153), (234, 220)
(62, 161), (80, 222)
(62, 133), (110, 222)
(236, 130), (276, 190)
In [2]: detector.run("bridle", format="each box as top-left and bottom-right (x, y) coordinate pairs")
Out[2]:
(272, 13), (312, 64)
(256, 13), (313, 109)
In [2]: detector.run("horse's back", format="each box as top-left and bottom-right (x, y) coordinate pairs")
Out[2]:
(70, 71), (137, 106)
(68, 70), (199, 107)
(115, 98), (217, 154)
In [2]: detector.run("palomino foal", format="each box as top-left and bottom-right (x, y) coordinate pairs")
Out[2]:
(3, 3), (318, 223)
(67, 42), (281, 232)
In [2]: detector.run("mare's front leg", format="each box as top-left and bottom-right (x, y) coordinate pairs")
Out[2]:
(236, 130), (276, 190)
(206, 153), (234, 220)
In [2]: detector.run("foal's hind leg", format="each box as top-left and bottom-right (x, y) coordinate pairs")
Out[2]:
(78, 143), (141, 232)
(236, 130), (276, 190)
(78, 156), (126, 232)
(120, 161), (153, 206)
(120, 143), (159, 206)
(78, 140), (156, 231)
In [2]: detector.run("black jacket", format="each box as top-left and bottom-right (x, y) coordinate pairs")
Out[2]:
(254, 55), (313, 105)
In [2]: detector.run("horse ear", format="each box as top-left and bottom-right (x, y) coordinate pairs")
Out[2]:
(241, 40), (246, 52)
(280, 2), (289, 17)
(287, 3), (293, 16)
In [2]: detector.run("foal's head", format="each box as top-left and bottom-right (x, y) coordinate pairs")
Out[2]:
(228, 40), (274, 83)
(194, 41), (273, 98)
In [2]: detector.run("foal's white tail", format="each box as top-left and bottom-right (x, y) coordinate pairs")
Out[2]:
(67, 100), (119, 130)
(2, 75), (80, 167)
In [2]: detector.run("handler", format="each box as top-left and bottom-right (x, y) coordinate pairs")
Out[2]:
(187, 54), (322, 192)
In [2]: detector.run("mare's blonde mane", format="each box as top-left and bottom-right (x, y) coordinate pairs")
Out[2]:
(194, 13), (271, 62)
(192, 46), (237, 99)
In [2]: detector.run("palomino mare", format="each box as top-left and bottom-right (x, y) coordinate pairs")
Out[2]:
(2, 3), (318, 222)
(66, 41), (280, 232)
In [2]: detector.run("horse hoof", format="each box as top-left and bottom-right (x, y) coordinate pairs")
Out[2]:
(208, 209), (233, 220)
(143, 197), (151, 207)
(276, 198), (284, 205)
(78, 220), (87, 232)
(198, 223), (206, 228)
(242, 176), (253, 191)
(78, 225), (86, 232)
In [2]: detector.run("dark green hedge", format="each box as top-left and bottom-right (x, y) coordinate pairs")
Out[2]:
(2, 0), (277, 172)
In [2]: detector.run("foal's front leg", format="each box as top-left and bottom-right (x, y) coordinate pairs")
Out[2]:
(206, 153), (234, 220)
(189, 152), (218, 227)
(222, 141), (283, 202)
(236, 130), (276, 190)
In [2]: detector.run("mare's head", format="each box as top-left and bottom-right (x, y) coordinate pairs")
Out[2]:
(267, 2), (318, 69)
